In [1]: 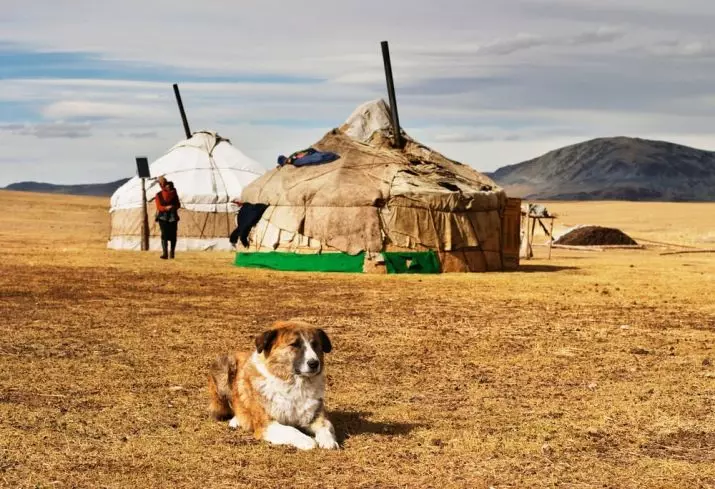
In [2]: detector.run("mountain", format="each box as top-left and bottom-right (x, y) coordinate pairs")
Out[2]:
(3, 178), (129, 197)
(488, 137), (715, 201)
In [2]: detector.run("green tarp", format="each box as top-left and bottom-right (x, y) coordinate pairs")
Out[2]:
(234, 251), (365, 273)
(382, 251), (441, 274)
(234, 250), (441, 274)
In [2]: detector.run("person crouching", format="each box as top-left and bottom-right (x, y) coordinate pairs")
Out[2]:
(155, 177), (181, 259)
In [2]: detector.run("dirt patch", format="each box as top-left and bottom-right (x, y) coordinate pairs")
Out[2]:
(555, 226), (638, 246)
(642, 430), (715, 462)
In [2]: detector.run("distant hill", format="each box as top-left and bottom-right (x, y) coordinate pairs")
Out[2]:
(4, 179), (129, 197)
(488, 137), (715, 201)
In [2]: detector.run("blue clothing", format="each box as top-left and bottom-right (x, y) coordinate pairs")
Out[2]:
(277, 148), (340, 167)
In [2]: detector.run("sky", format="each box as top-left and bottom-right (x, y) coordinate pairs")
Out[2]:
(2, 0), (715, 186)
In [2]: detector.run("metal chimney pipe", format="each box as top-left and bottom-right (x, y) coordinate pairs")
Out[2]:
(172, 83), (192, 139)
(380, 41), (404, 149)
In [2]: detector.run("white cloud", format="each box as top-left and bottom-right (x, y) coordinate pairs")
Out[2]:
(0, 122), (92, 138)
(41, 100), (165, 120)
(432, 132), (522, 143)
(520, 0), (715, 33)
(646, 39), (715, 58)
(568, 26), (625, 45)
(410, 26), (625, 57)
(118, 131), (159, 139)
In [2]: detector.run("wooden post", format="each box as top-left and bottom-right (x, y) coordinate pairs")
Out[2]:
(519, 214), (529, 260)
(529, 216), (537, 259)
(548, 218), (555, 260)
(141, 177), (149, 251)
(524, 216), (531, 260)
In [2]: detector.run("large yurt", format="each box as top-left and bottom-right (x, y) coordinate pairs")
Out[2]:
(108, 131), (266, 251)
(235, 100), (521, 273)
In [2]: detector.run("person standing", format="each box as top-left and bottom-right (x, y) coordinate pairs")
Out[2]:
(155, 176), (181, 259)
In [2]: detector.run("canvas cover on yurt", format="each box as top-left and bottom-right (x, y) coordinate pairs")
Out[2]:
(236, 100), (520, 273)
(109, 131), (265, 251)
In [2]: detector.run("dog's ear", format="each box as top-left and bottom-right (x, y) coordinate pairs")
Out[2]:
(255, 329), (279, 355)
(317, 329), (332, 354)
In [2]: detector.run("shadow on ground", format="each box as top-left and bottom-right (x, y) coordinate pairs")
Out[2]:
(330, 410), (423, 444)
(516, 264), (580, 273)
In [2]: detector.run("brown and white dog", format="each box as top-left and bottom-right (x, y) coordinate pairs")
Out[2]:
(208, 320), (339, 450)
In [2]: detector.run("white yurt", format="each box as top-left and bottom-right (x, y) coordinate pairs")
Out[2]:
(108, 131), (266, 251)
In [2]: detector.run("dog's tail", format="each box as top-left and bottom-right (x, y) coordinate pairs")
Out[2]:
(208, 353), (237, 420)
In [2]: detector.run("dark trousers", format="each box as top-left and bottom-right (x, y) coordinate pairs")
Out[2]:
(158, 220), (178, 243)
(229, 203), (268, 247)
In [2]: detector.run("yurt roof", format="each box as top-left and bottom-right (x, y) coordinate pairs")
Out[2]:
(110, 131), (266, 213)
(242, 99), (504, 211)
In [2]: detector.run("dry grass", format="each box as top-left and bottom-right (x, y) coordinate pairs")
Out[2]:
(1, 189), (714, 489)
(543, 200), (715, 246)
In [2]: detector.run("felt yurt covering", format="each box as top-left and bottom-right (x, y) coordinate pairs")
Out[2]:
(108, 131), (265, 251)
(236, 100), (521, 273)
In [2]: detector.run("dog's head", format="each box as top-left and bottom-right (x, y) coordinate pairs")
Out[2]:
(255, 320), (332, 381)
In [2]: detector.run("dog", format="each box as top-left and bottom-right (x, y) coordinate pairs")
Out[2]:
(208, 320), (339, 450)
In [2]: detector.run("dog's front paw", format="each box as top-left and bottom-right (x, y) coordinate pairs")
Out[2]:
(293, 436), (317, 451)
(228, 417), (240, 429)
(263, 422), (317, 450)
(315, 429), (339, 450)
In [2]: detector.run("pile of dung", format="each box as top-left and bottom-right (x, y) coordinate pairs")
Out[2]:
(554, 226), (638, 246)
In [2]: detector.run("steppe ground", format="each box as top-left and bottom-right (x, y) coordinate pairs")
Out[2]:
(1, 190), (714, 489)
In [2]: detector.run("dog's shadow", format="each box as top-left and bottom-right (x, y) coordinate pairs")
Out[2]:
(330, 410), (422, 444)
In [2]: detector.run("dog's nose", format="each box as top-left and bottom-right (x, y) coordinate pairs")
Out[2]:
(307, 359), (320, 370)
